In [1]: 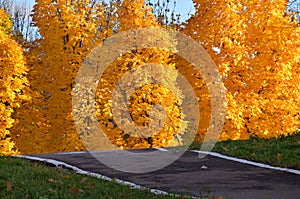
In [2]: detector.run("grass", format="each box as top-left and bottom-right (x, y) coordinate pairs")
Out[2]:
(1, 132), (299, 198)
(189, 131), (300, 170)
(0, 156), (184, 199)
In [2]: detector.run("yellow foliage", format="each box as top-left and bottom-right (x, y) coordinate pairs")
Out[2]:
(0, 9), (12, 34)
(10, 0), (114, 153)
(95, 48), (186, 148)
(117, 0), (158, 31)
(11, 0), (191, 153)
(9, 0), (300, 154)
(183, 0), (300, 140)
(0, 9), (29, 155)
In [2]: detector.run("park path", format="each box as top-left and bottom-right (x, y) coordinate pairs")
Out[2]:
(26, 149), (300, 199)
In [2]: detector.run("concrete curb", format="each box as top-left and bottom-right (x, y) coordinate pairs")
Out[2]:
(191, 150), (300, 175)
(15, 155), (174, 197)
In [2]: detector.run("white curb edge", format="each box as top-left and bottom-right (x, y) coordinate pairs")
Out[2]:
(15, 155), (172, 196)
(46, 148), (169, 155)
(191, 150), (300, 175)
(14, 149), (300, 198)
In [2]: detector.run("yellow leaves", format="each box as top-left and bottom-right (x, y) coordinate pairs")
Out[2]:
(94, 47), (186, 149)
(0, 9), (29, 154)
(0, 10), (12, 34)
(80, 177), (88, 184)
(6, 181), (13, 191)
(117, 0), (159, 31)
(48, 178), (63, 184)
(10, 0), (113, 153)
(68, 185), (84, 193)
(182, 0), (300, 141)
(12, 0), (170, 153)
(0, 139), (15, 155)
(6, 0), (300, 154)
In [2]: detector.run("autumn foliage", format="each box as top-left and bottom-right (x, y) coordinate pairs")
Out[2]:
(0, 9), (29, 154)
(93, 0), (187, 148)
(183, 0), (300, 141)
(0, 0), (299, 154)
(10, 0), (114, 153)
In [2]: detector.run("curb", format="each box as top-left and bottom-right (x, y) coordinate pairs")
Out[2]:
(15, 149), (300, 198)
(191, 150), (300, 175)
(15, 155), (174, 197)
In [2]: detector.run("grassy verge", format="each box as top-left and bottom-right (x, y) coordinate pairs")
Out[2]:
(2, 133), (299, 198)
(189, 131), (300, 170)
(0, 156), (184, 199)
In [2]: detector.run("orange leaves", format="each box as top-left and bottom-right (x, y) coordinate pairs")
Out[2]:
(0, 9), (29, 155)
(5, 0), (300, 154)
(6, 181), (13, 191)
(10, 0), (107, 153)
(184, 0), (300, 140)
(12, 0), (168, 153)
(95, 47), (186, 149)
(117, 0), (158, 31)
(0, 9), (12, 34)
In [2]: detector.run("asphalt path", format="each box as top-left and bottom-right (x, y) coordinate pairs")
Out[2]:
(27, 149), (300, 199)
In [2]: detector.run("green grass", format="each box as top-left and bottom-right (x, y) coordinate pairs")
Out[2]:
(190, 131), (300, 170)
(0, 156), (183, 199)
(2, 133), (299, 198)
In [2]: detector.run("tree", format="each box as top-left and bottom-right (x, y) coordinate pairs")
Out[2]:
(145, 0), (189, 26)
(89, 0), (193, 149)
(288, 0), (300, 23)
(0, 9), (29, 154)
(9, 0), (300, 154)
(11, 0), (120, 153)
(0, 0), (39, 44)
(11, 0), (191, 153)
(0, 0), (13, 12)
(183, 0), (300, 141)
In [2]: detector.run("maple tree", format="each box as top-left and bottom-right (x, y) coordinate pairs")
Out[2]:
(71, 0), (190, 149)
(11, 0), (192, 153)
(3, 0), (300, 154)
(0, 0), (38, 44)
(183, 0), (300, 141)
(11, 0), (116, 153)
(0, 9), (29, 154)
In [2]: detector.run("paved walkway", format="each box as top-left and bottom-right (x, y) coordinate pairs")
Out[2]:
(27, 149), (300, 199)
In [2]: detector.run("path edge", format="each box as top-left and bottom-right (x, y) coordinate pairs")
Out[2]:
(15, 155), (174, 197)
(191, 150), (300, 175)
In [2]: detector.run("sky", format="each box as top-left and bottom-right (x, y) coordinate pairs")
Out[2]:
(17, 0), (300, 15)
(160, 0), (196, 21)
(20, 0), (196, 22)
(15, 0), (300, 25)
